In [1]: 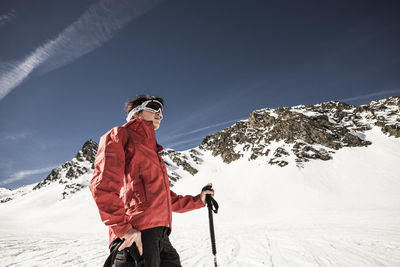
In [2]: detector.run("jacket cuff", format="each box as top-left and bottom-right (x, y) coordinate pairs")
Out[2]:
(111, 223), (133, 238)
(194, 194), (206, 208)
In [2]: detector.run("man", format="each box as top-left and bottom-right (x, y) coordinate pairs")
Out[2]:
(89, 94), (214, 267)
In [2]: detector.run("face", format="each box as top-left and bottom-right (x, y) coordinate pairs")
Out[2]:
(138, 110), (162, 130)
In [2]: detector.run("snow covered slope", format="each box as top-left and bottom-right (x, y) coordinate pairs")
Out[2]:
(0, 97), (399, 267)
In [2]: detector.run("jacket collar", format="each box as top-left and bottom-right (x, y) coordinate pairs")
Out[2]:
(123, 118), (153, 131)
(123, 119), (163, 152)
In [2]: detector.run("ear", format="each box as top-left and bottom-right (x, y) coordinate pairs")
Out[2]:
(134, 111), (143, 119)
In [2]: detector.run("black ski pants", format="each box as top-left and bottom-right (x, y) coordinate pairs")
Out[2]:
(110, 226), (182, 267)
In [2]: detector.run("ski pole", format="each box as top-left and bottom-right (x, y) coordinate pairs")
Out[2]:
(202, 185), (219, 267)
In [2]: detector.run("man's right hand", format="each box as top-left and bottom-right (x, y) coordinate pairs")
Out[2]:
(118, 228), (143, 255)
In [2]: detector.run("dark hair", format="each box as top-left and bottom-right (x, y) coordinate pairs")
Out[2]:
(124, 94), (164, 114)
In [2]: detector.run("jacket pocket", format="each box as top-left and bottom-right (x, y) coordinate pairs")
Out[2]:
(128, 170), (148, 208)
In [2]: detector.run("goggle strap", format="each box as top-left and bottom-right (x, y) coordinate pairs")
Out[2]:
(126, 106), (141, 122)
(126, 100), (163, 122)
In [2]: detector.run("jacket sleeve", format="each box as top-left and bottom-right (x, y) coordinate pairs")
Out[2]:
(89, 127), (132, 238)
(170, 190), (205, 213)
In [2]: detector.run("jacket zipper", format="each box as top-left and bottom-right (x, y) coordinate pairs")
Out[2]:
(139, 168), (147, 201)
(158, 154), (171, 228)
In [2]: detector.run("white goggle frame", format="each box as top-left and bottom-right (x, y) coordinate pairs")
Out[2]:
(126, 100), (163, 122)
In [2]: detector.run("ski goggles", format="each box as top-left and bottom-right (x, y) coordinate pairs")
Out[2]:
(126, 100), (163, 122)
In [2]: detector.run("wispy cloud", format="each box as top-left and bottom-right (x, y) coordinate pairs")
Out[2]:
(163, 118), (244, 149)
(0, 0), (162, 101)
(340, 89), (400, 103)
(0, 165), (58, 187)
(0, 9), (15, 26)
(164, 136), (205, 148)
(173, 119), (242, 139)
(0, 131), (32, 143)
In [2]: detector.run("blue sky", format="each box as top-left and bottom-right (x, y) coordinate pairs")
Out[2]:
(1, 0), (399, 189)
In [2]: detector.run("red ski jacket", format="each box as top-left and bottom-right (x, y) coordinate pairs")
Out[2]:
(89, 118), (204, 244)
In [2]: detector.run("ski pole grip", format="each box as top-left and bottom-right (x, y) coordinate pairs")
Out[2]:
(202, 185), (213, 205)
(202, 185), (218, 213)
(202, 185), (213, 192)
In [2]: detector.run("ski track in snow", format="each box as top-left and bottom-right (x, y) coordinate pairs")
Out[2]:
(0, 231), (108, 267)
(174, 222), (400, 267)
(1, 222), (399, 267)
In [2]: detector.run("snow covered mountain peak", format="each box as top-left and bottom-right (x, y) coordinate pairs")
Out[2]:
(199, 96), (399, 167)
(31, 139), (98, 198)
(74, 139), (98, 164)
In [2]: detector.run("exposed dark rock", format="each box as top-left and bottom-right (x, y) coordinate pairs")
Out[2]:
(33, 169), (61, 190)
(189, 149), (204, 164)
(167, 172), (182, 187)
(159, 148), (205, 185)
(161, 150), (198, 175)
(75, 139), (98, 168)
(268, 147), (290, 167)
(382, 124), (400, 137)
(62, 183), (86, 199)
(269, 158), (289, 167)
(1, 197), (13, 203)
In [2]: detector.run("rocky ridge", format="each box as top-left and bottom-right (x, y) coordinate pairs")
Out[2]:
(200, 96), (400, 167)
(0, 187), (12, 203)
(0, 140), (202, 202)
(32, 139), (98, 199)
(161, 148), (204, 185)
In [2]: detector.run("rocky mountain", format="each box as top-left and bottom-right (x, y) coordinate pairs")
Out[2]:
(0, 187), (12, 203)
(37, 139), (98, 199)
(0, 140), (98, 203)
(0, 184), (36, 203)
(32, 139), (98, 197)
(1, 97), (398, 203)
(161, 148), (204, 185)
(200, 96), (400, 167)
(0, 138), (201, 203)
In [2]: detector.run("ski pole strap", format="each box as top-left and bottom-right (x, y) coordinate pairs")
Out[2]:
(202, 185), (219, 214)
(206, 194), (219, 214)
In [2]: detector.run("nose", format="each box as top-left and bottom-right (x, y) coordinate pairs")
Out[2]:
(155, 112), (163, 120)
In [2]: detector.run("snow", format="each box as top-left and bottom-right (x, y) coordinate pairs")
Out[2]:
(0, 187), (11, 193)
(0, 187), (11, 197)
(291, 108), (322, 117)
(0, 128), (400, 266)
(253, 108), (278, 119)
